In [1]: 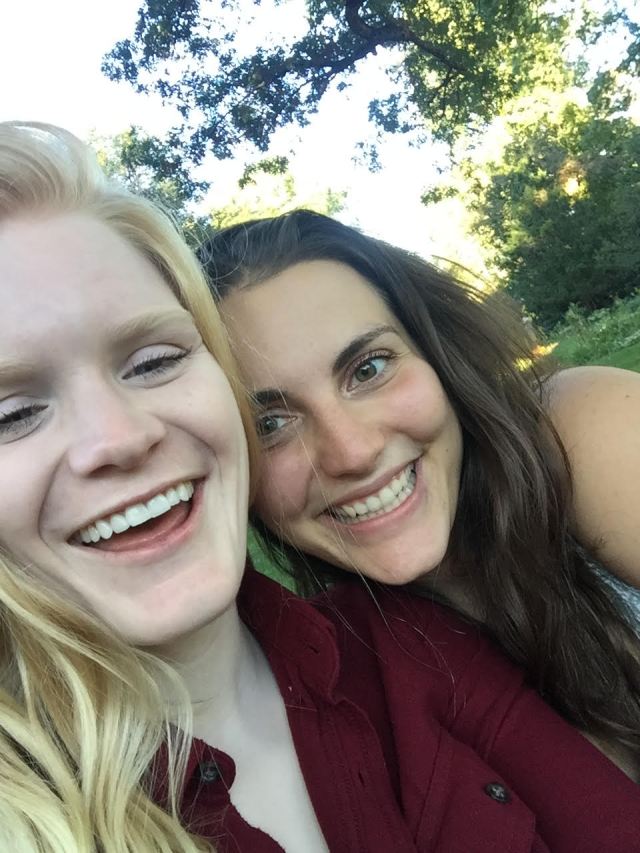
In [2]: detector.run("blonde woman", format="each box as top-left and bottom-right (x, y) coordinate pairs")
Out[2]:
(1, 125), (639, 853)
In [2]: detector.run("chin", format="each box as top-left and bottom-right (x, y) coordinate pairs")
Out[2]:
(344, 542), (448, 588)
(104, 575), (240, 648)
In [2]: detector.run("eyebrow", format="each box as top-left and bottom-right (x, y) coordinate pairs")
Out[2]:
(107, 308), (195, 347)
(251, 323), (399, 409)
(331, 324), (398, 376)
(0, 308), (195, 386)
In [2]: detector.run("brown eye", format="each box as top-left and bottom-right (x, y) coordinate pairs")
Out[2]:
(351, 355), (389, 385)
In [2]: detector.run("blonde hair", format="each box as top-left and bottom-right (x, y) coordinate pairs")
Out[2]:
(0, 122), (258, 852)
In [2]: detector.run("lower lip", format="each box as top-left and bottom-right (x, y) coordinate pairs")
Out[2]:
(321, 460), (425, 537)
(75, 481), (205, 564)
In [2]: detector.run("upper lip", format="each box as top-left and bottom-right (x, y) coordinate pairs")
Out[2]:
(322, 459), (417, 513)
(68, 476), (201, 539)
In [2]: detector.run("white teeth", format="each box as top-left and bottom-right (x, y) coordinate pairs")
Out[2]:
(379, 486), (395, 504)
(75, 480), (195, 545)
(125, 504), (151, 528)
(96, 520), (113, 540)
(331, 464), (417, 524)
(166, 488), (180, 507)
(147, 494), (172, 518)
(110, 513), (129, 534)
(177, 482), (193, 502)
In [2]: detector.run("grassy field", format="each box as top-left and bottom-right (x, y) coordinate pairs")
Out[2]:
(594, 340), (640, 371)
(551, 294), (640, 372)
(553, 337), (640, 371)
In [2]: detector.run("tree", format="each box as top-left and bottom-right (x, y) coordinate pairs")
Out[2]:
(102, 0), (571, 161)
(92, 130), (346, 240)
(425, 82), (640, 326)
(94, 125), (208, 214)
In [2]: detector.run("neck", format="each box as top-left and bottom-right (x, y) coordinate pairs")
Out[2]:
(154, 604), (271, 743)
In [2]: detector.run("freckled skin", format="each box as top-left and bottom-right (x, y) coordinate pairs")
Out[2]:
(223, 260), (463, 585)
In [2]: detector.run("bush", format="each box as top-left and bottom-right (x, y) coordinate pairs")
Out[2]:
(552, 291), (640, 365)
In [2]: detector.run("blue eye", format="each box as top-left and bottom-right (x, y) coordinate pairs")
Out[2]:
(256, 413), (289, 438)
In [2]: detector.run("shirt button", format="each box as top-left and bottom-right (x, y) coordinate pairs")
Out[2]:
(199, 761), (221, 783)
(484, 782), (511, 804)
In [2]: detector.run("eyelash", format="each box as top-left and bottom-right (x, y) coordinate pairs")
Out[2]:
(125, 349), (190, 379)
(0, 351), (191, 440)
(347, 349), (395, 389)
(0, 404), (46, 436)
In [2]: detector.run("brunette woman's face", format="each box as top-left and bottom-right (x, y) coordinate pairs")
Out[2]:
(223, 260), (463, 584)
(0, 212), (249, 646)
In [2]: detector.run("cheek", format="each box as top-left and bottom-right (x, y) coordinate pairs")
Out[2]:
(392, 361), (453, 436)
(183, 376), (247, 464)
(253, 448), (310, 528)
(0, 454), (45, 560)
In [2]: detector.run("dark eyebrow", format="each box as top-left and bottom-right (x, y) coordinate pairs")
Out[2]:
(332, 324), (398, 376)
(251, 387), (290, 409)
(250, 324), (399, 410)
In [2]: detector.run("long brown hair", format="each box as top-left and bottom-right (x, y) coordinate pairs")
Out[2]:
(201, 209), (640, 757)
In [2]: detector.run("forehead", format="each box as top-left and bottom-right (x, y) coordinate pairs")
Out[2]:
(223, 259), (398, 388)
(0, 212), (180, 347)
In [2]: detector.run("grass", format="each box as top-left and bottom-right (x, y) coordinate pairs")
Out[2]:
(554, 337), (640, 371)
(550, 293), (640, 372)
(595, 340), (640, 371)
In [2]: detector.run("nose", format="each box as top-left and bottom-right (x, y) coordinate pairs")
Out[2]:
(66, 384), (166, 476)
(313, 402), (385, 479)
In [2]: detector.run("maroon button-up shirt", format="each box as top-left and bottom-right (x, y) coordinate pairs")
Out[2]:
(172, 569), (640, 852)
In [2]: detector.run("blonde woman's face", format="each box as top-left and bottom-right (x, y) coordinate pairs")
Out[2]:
(0, 212), (249, 646)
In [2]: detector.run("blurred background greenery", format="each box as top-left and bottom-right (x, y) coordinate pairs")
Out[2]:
(94, 0), (640, 370)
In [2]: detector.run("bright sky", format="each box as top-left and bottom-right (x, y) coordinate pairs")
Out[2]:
(0, 0), (446, 256)
(1, 0), (635, 265)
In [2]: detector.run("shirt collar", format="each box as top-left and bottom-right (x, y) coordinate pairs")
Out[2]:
(238, 563), (342, 700)
(154, 564), (343, 805)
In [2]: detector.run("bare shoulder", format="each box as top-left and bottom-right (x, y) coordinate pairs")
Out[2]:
(544, 366), (640, 585)
(546, 365), (640, 423)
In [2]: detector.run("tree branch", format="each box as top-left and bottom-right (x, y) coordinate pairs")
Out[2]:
(344, 0), (466, 74)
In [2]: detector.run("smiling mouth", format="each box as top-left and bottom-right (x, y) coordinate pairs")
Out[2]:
(73, 480), (197, 552)
(327, 462), (417, 525)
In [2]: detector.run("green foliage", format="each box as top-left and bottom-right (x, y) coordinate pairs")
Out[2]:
(247, 529), (298, 590)
(103, 0), (571, 159)
(490, 109), (639, 324)
(209, 160), (347, 229)
(93, 129), (346, 241)
(100, 3), (640, 329)
(93, 126), (208, 215)
(598, 340), (640, 371)
(431, 80), (640, 326)
(238, 156), (290, 189)
(552, 291), (640, 367)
